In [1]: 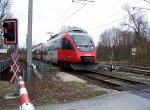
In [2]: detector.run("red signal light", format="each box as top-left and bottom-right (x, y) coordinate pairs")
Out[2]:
(3, 18), (18, 45)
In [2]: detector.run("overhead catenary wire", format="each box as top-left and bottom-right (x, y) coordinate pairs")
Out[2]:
(80, 0), (143, 28)
(51, 2), (89, 32)
(85, 10), (123, 29)
(50, 0), (143, 33)
(136, 0), (144, 4)
(84, 0), (143, 31)
(87, 18), (124, 31)
(87, 11), (141, 32)
(76, 0), (123, 26)
(50, 4), (75, 30)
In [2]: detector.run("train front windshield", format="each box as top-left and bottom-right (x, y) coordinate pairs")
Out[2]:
(70, 33), (94, 52)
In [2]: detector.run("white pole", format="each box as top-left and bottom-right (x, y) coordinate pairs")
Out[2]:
(27, 0), (33, 82)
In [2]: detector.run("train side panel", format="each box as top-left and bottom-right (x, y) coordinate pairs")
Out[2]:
(48, 50), (57, 63)
(57, 50), (77, 62)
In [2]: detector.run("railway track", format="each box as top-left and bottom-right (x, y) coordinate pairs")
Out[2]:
(33, 60), (148, 91)
(68, 71), (146, 90)
(98, 64), (150, 76)
(118, 66), (150, 76)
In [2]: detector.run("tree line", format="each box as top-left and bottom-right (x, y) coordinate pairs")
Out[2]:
(97, 5), (150, 66)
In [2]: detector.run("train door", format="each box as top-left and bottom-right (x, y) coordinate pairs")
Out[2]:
(60, 38), (75, 62)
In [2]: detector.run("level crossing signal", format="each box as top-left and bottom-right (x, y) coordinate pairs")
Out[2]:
(9, 53), (21, 83)
(3, 18), (18, 45)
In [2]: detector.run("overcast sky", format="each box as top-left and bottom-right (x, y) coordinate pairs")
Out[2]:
(11, 0), (150, 48)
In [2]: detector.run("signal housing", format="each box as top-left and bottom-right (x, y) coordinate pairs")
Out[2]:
(3, 18), (18, 45)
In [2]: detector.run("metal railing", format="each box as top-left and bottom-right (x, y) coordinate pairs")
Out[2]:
(0, 59), (10, 72)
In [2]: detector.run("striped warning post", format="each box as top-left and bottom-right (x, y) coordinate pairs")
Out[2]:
(18, 76), (34, 110)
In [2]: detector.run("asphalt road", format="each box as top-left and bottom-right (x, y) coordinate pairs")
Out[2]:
(10, 91), (150, 110)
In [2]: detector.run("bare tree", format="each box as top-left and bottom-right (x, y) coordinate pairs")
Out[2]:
(123, 5), (148, 36)
(0, 0), (12, 21)
(0, 0), (12, 35)
(123, 4), (150, 59)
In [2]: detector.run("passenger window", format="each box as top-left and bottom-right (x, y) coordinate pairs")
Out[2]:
(62, 38), (74, 50)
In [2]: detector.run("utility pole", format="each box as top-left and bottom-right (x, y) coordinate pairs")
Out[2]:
(27, 0), (33, 82)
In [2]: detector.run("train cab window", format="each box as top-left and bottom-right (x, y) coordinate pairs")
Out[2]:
(62, 38), (74, 50)
(69, 34), (94, 52)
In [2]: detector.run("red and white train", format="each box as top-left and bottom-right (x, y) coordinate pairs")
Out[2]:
(32, 27), (97, 70)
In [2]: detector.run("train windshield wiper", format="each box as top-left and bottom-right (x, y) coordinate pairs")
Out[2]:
(77, 44), (93, 47)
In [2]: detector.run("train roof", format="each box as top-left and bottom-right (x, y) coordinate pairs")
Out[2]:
(32, 43), (42, 49)
(65, 27), (87, 33)
(48, 27), (88, 41)
(32, 43), (46, 51)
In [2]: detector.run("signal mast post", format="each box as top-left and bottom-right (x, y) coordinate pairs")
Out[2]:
(11, 45), (19, 95)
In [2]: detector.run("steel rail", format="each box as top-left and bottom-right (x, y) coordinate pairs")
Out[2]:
(68, 70), (146, 90)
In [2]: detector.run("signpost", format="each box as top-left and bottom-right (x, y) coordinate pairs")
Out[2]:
(131, 47), (137, 65)
(132, 47), (136, 56)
